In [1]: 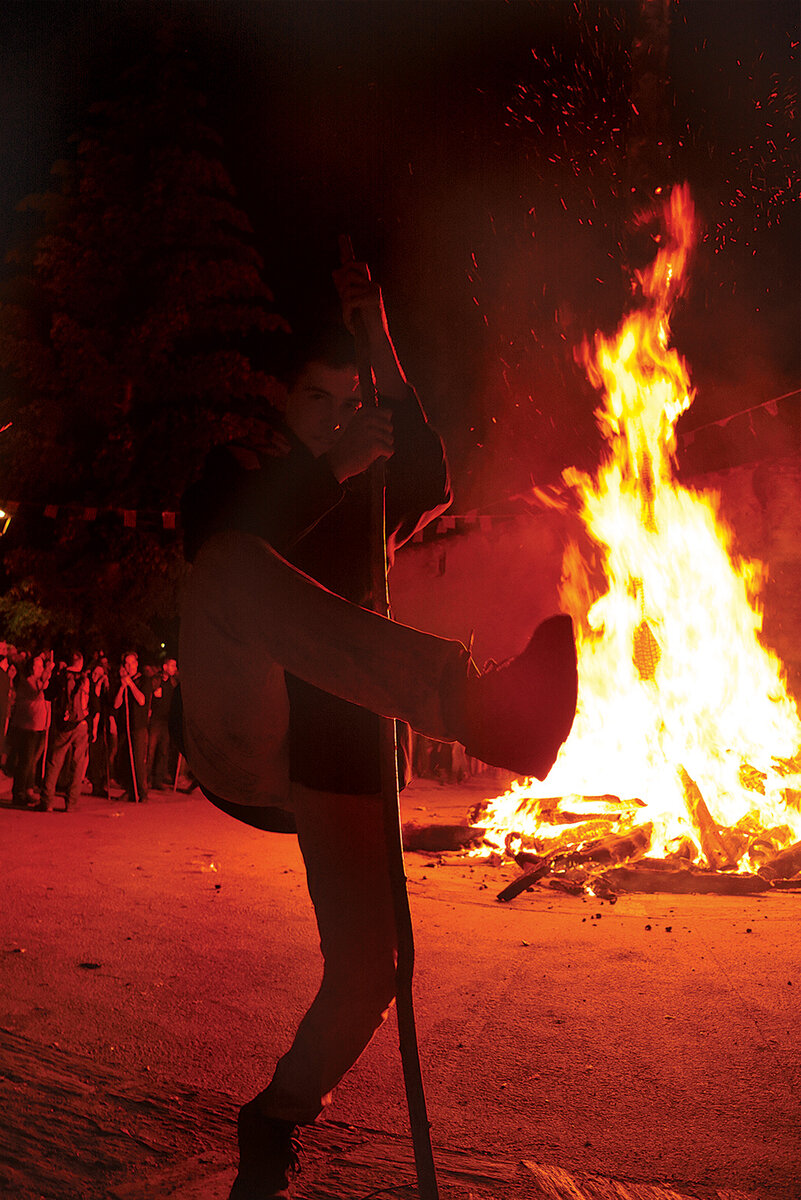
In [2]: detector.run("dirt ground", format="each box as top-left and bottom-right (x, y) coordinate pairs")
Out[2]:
(1, 774), (799, 1200)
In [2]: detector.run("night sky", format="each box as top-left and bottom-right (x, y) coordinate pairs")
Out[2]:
(1, 0), (798, 504)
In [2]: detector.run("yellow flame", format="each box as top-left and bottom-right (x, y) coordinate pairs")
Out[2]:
(479, 185), (801, 870)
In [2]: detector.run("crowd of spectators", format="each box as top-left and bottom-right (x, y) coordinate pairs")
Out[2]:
(0, 639), (184, 811)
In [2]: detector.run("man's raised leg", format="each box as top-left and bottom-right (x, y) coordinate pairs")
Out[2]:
(179, 529), (578, 809)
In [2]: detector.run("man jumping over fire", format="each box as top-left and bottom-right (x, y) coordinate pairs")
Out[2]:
(179, 258), (578, 1199)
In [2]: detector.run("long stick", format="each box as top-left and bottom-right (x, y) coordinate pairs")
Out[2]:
(123, 687), (140, 804)
(40, 721), (49, 786)
(103, 718), (111, 800)
(339, 236), (439, 1199)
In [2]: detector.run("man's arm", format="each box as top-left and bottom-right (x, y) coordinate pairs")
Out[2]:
(333, 261), (407, 401)
(384, 400), (453, 552)
(332, 260), (453, 545)
(114, 672), (146, 709)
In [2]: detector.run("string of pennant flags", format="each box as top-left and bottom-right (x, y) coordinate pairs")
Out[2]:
(1, 387), (797, 537)
(0, 498), (496, 539)
(0, 499), (178, 531)
(679, 387), (799, 446)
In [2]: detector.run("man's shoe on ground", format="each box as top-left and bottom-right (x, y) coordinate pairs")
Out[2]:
(461, 613), (578, 780)
(228, 1099), (301, 1200)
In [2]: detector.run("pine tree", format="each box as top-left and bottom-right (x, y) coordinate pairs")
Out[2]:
(0, 34), (287, 652)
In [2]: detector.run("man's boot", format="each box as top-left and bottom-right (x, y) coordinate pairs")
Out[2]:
(453, 613), (578, 780)
(228, 1099), (302, 1200)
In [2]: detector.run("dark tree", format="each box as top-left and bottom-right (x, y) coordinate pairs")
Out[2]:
(0, 34), (287, 652)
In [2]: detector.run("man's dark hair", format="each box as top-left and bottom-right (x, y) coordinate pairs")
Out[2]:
(275, 321), (356, 389)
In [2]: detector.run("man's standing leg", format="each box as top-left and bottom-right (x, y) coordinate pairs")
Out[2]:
(116, 726), (134, 800)
(230, 786), (397, 1197)
(258, 786), (397, 1123)
(39, 731), (70, 811)
(11, 730), (39, 807)
(64, 724), (89, 811)
(148, 721), (170, 789)
(133, 727), (149, 802)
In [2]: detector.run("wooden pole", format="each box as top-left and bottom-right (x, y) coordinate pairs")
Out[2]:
(339, 236), (439, 1199)
(173, 751), (184, 793)
(123, 686), (140, 804)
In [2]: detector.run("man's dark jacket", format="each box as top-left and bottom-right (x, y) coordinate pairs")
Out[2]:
(181, 386), (452, 794)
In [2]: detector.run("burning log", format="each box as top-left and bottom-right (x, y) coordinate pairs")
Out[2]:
(745, 836), (784, 870)
(496, 858), (553, 902)
(757, 839), (801, 882)
(470, 793), (645, 827)
(401, 823), (485, 853)
(534, 806), (625, 826)
(588, 874), (619, 902)
(599, 864), (770, 896)
(527, 817), (621, 856)
(570, 822), (653, 866)
(514, 849), (544, 868)
(665, 837), (697, 862)
(529, 794), (645, 826)
(496, 825), (655, 900)
(547, 878), (586, 896)
(678, 767), (738, 870)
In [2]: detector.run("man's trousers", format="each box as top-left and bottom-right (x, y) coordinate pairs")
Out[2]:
(147, 720), (172, 789)
(41, 722), (89, 810)
(10, 728), (45, 805)
(257, 783), (397, 1125)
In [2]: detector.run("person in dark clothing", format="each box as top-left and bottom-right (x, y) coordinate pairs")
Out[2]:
(147, 658), (179, 790)
(113, 651), (150, 803)
(180, 262), (578, 1200)
(183, 264), (451, 1196)
(38, 650), (91, 812)
(0, 641), (12, 772)
(10, 651), (53, 808)
(87, 654), (114, 797)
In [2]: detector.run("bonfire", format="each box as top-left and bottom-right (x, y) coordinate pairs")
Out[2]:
(472, 185), (801, 898)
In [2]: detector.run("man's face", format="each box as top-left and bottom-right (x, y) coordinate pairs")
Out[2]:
(284, 361), (361, 458)
(69, 653), (84, 673)
(163, 659), (177, 677)
(123, 653), (138, 675)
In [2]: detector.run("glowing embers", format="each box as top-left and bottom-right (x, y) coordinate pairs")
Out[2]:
(474, 184), (801, 893)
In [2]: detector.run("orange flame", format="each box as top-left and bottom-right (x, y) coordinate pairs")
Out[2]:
(479, 185), (801, 870)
